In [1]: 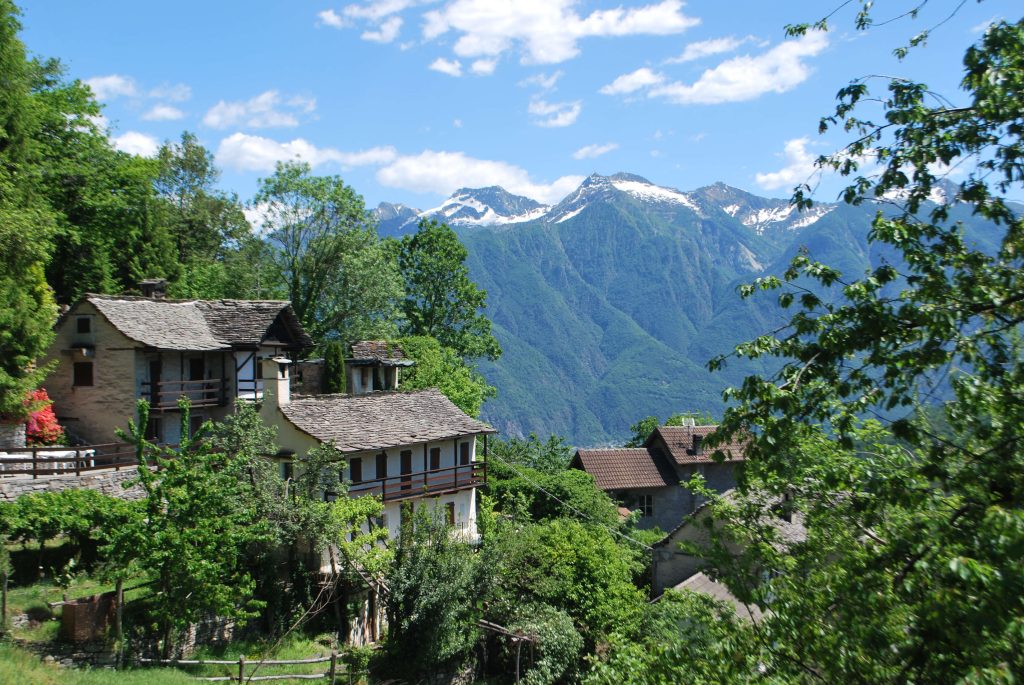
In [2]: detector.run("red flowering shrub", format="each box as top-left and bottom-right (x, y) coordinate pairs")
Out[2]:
(25, 388), (64, 446)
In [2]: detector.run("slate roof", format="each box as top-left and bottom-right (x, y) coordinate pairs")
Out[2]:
(84, 295), (312, 351)
(347, 340), (414, 366)
(279, 388), (495, 453)
(648, 425), (749, 465)
(571, 447), (677, 491)
(673, 572), (763, 621)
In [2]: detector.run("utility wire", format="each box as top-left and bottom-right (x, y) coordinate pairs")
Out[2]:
(485, 451), (655, 551)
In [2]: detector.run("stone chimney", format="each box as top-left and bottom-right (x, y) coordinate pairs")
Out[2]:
(139, 278), (168, 299)
(260, 357), (292, 415)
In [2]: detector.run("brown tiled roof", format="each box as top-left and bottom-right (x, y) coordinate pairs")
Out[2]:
(648, 425), (748, 465)
(280, 388), (495, 453)
(571, 448), (677, 491)
(84, 295), (312, 352)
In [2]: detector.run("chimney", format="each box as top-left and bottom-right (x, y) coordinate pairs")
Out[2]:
(139, 278), (168, 299)
(260, 357), (292, 415)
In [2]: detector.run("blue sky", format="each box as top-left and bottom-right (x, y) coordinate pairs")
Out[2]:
(17, 1), (1018, 210)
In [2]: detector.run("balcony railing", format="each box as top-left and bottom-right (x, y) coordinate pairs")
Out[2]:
(140, 379), (227, 410)
(337, 462), (486, 503)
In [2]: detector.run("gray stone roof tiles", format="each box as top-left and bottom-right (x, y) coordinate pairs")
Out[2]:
(280, 388), (495, 453)
(86, 295), (312, 351)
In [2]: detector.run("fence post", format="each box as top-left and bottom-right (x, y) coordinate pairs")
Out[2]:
(238, 654), (245, 683)
(329, 650), (338, 685)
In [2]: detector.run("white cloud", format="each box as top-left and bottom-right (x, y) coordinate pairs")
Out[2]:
(216, 132), (397, 172)
(362, 15), (403, 42)
(528, 98), (581, 127)
(111, 131), (159, 157)
(453, 118), (463, 128)
(85, 74), (137, 100)
(519, 70), (563, 90)
(573, 142), (618, 160)
(203, 91), (315, 129)
(665, 35), (751, 63)
(429, 57), (463, 77)
(142, 104), (185, 121)
(376, 149), (583, 204)
(470, 58), (497, 75)
(318, 9), (346, 27)
(422, 0), (698, 66)
(970, 16), (1001, 33)
(649, 31), (828, 104)
(148, 82), (192, 101)
(599, 67), (665, 95)
(754, 137), (817, 190)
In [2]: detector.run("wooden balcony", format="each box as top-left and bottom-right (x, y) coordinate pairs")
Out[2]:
(140, 378), (227, 411)
(341, 462), (486, 503)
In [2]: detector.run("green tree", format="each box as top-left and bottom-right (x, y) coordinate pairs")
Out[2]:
(108, 401), (272, 657)
(321, 340), (346, 394)
(0, 1), (57, 418)
(395, 219), (501, 361)
(398, 335), (495, 417)
(699, 10), (1024, 683)
(254, 161), (402, 342)
(381, 504), (480, 680)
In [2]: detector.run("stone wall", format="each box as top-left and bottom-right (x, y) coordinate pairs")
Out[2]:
(0, 422), (26, 449)
(0, 467), (146, 502)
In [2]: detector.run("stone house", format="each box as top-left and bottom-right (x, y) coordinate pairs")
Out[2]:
(259, 347), (495, 542)
(650, 489), (805, 610)
(571, 423), (746, 531)
(44, 287), (312, 446)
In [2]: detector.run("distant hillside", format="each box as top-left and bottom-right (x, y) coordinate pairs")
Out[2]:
(379, 174), (972, 445)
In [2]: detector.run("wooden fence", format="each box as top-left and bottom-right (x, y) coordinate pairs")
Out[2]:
(0, 442), (140, 479)
(139, 651), (366, 683)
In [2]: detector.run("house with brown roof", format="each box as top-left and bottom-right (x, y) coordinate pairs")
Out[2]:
(44, 285), (312, 446)
(571, 422), (746, 531)
(260, 350), (495, 541)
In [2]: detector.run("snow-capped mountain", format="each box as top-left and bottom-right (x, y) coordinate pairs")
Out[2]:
(689, 181), (835, 234)
(424, 186), (549, 226)
(374, 172), (839, 236)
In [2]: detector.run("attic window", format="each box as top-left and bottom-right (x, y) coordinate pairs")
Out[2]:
(692, 435), (703, 453)
(76, 316), (92, 334)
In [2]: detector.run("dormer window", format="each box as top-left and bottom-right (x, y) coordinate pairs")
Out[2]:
(76, 316), (92, 334)
(692, 435), (703, 452)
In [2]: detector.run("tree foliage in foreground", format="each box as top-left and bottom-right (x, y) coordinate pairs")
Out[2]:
(397, 335), (495, 417)
(694, 10), (1024, 684)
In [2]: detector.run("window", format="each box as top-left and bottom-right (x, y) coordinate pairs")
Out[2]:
(376, 453), (388, 479)
(280, 461), (294, 481)
(459, 442), (470, 465)
(73, 362), (93, 387)
(429, 446), (441, 471)
(445, 501), (456, 526)
(255, 359), (264, 380)
(189, 357), (205, 381)
(692, 435), (703, 452)
(76, 316), (91, 334)
(400, 450), (412, 490)
(638, 494), (653, 518)
(350, 457), (363, 483)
